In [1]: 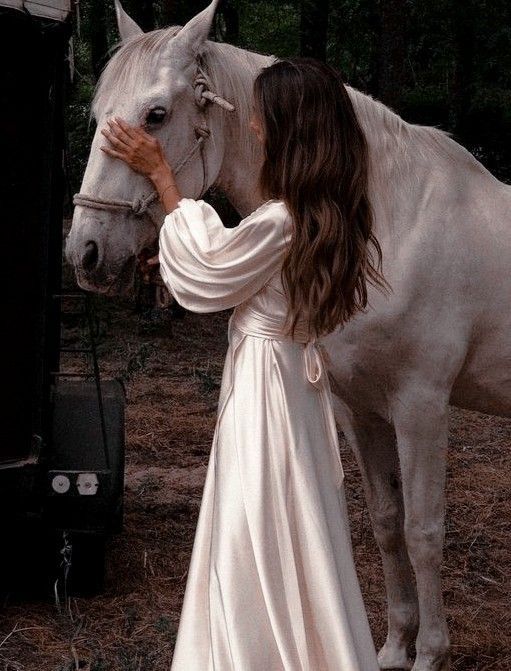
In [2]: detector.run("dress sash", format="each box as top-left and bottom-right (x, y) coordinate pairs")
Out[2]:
(230, 303), (325, 390)
(227, 303), (345, 488)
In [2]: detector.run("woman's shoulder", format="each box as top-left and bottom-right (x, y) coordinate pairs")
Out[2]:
(175, 197), (289, 223)
(253, 198), (288, 213)
(242, 198), (292, 228)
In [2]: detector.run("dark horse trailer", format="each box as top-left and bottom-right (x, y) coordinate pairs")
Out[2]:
(0, 1), (125, 596)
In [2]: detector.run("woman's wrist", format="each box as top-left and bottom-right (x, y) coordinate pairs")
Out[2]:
(150, 161), (183, 214)
(149, 161), (174, 190)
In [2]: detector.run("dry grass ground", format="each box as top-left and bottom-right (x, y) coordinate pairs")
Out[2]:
(0, 279), (509, 670)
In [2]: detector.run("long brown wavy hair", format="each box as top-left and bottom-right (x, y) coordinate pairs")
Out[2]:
(253, 56), (391, 340)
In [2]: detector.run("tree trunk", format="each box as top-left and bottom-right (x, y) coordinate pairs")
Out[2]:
(161, 0), (208, 27)
(88, 0), (108, 80)
(366, 0), (380, 99)
(449, 0), (475, 139)
(121, 0), (154, 31)
(218, 0), (239, 44)
(369, 0), (409, 111)
(138, 0), (155, 32)
(300, 0), (330, 62)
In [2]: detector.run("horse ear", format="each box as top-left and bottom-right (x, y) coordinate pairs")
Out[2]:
(172, 0), (221, 56)
(114, 0), (144, 44)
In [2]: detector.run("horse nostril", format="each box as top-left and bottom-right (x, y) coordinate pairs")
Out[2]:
(82, 240), (99, 271)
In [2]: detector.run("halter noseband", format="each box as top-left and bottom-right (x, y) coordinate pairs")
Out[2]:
(72, 61), (235, 223)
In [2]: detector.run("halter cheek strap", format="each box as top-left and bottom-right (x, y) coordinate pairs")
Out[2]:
(72, 61), (235, 229)
(72, 125), (210, 224)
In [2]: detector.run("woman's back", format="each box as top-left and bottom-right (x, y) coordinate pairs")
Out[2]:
(230, 199), (317, 345)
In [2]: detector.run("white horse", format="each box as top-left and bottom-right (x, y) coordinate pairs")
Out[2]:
(65, 2), (511, 670)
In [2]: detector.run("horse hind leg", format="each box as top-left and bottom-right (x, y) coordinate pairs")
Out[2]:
(332, 397), (419, 670)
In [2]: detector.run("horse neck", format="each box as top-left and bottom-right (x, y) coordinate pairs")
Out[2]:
(214, 54), (427, 224)
(346, 86), (427, 237)
(346, 85), (502, 240)
(207, 43), (274, 216)
(211, 49), (496, 230)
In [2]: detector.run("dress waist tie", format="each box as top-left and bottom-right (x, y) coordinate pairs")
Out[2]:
(227, 305), (345, 487)
(230, 305), (324, 389)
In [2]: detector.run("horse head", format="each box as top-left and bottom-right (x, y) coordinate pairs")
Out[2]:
(65, 0), (232, 295)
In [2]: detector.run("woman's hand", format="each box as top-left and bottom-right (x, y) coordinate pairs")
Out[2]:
(100, 115), (183, 216)
(100, 116), (171, 183)
(137, 248), (161, 283)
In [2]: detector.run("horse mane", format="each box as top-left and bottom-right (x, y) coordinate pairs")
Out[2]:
(90, 27), (273, 166)
(89, 26), (492, 195)
(347, 85), (491, 178)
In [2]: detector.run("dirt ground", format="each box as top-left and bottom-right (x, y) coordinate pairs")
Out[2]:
(0, 270), (510, 670)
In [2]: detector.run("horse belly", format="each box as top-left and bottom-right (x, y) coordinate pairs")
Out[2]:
(450, 327), (511, 418)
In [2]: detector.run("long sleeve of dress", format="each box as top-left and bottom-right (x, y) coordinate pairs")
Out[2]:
(158, 198), (292, 313)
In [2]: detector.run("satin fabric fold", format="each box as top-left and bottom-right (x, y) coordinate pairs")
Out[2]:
(158, 199), (380, 671)
(228, 303), (345, 489)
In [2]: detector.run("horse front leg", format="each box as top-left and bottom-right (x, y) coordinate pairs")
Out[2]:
(392, 386), (451, 671)
(331, 395), (419, 670)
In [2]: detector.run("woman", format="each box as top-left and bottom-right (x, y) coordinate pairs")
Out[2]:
(101, 56), (389, 670)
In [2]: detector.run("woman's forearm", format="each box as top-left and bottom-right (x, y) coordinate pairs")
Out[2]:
(150, 162), (183, 214)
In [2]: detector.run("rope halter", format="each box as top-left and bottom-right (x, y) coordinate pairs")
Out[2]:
(73, 62), (235, 218)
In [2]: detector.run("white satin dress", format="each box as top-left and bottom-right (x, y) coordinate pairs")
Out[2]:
(158, 197), (380, 671)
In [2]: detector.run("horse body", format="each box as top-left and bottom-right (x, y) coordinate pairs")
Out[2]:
(321, 138), (511, 669)
(344, 132), (511, 421)
(449, 180), (511, 417)
(65, 2), (511, 669)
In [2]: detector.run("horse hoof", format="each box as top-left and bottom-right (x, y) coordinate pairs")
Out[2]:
(377, 641), (413, 669)
(411, 651), (451, 671)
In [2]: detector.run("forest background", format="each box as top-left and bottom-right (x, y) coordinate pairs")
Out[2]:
(66, 0), (511, 223)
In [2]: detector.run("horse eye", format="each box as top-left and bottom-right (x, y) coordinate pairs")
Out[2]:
(146, 107), (167, 125)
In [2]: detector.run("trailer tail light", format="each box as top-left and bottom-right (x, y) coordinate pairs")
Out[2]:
(51, 474), (71, 494)
(76, 473), (99, 496)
